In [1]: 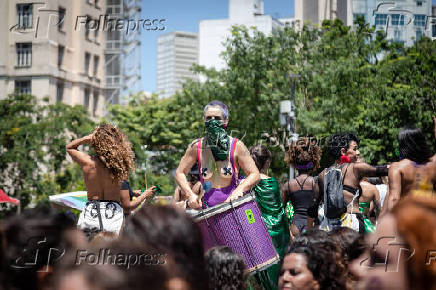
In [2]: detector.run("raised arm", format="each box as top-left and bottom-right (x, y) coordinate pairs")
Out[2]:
(225, 141), (260, 201)
(354, 162), (389, 180)
(66, 134), (94, 168)
(175, 140), (200, 208)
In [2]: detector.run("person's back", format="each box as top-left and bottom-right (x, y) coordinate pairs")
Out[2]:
(66, 123), (135, 235)
(85, 156), (121, 201)
(385, 126), (435, 211)
(286, 175), (316, 233)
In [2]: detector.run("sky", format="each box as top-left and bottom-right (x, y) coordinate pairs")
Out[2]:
(140, 0), (294, 93)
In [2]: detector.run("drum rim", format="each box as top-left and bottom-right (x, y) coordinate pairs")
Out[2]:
(193, 192), (255, 221)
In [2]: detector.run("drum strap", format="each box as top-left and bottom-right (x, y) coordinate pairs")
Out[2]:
(197, 138), (204, 184)
(230, 138), (238, 186)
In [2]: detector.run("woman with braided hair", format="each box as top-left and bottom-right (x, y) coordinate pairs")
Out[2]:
(282, 137), (322, 237)
(66, 123), (155, 235)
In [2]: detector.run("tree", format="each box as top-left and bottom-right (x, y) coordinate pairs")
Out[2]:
(0, 94), (95, 210)
(108, 20), (435, 186)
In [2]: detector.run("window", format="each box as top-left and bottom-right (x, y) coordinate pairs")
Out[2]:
(17, 4), (33, 29)
(375, 14), (388, 26)
(84, 88), (90, 109)
(433, 23), (436, 38)
(417, 1), (422, 6)
(84, 52), (90, 75)
(93, 55), (99, 77)
(85, 16), (91, 41)
(16, 43), (32, 67)
(56, 82), (64, 102)
(94, 28), (99, 43)
(93, 91), (99, 116)
(58, 45), (65, 68)
(392, 14), (405, 26)
(394, 30), (402, 42)
(58, 7), (66, 31)
(414, 14), (425, 27)
(15, 80), (31, 94)
(416, 29), (423, 41)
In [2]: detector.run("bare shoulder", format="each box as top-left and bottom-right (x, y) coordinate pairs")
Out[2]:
(235, 139), (248, 154)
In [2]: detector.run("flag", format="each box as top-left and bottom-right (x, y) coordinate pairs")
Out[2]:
(0, 189), (20, 205)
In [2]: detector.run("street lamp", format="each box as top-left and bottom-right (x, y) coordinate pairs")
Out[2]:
(280, 73), (300, 179)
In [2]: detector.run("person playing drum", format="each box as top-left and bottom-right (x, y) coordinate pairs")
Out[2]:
(175, 100), (260, 209)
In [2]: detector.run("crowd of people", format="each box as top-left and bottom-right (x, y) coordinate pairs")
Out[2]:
(0, 101), (434, 290)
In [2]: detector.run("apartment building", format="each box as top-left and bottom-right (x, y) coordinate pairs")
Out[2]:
(0, 0), (106, 117)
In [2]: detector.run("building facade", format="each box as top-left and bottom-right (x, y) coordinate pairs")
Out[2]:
(199, 0), (290, 72)
(294, 0), (433, 46)
(105, 0), (141, 105)
(0, 0), (106, 117)
(156, 31), (198, 98)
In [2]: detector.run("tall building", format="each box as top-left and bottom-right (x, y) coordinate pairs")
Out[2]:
(105, 0), (141, 105)
(0, 0), (106, 117)
(431, 5), (436, 40)
(156, 31), (198, 98)
(294, 0), (433, 46)
(199, 0), (291, 72)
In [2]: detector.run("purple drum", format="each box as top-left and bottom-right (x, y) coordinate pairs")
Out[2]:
(192, 193), (279, 273)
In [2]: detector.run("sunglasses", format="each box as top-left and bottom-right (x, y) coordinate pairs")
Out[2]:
(205, 116), (223, 121)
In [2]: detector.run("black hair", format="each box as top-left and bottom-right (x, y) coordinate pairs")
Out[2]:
(398, 126), (433, 164)
(205, 246), (246, 290)
(123, 205), (208, 290)
(0, 206), (76, 290)
(327, 133), (359, 159)
(281, 242), (347, 290)
(328, 227), (365, 264)
(249, 145), (272, 172)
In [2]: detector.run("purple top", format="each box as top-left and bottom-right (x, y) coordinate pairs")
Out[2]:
(198, 138), (238, 207)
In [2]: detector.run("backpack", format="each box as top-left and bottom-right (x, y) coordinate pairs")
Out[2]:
(323, 164), (347, 219)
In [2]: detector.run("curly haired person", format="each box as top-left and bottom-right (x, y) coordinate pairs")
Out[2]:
(282, 137), (322, 237)
(66, 123), (155, 236)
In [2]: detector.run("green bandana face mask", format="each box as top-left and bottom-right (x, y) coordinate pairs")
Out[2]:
(205, 119), (229, 161)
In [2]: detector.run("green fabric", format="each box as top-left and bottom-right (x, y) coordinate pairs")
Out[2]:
(359, 202), (375, 233)
(286, 202), (294, 222)
(204, 119), (230, 161)
(253, 177), (290, 290)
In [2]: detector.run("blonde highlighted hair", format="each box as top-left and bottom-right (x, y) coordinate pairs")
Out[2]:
(92, 123), (134, 183)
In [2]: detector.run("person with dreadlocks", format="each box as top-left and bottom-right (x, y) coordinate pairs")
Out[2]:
(66, 123), (155, 235)
(282, 137), (322, 237)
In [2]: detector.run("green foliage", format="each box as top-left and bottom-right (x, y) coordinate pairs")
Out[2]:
(0, 94), (95, 211)
(108, 21), (435, 185)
